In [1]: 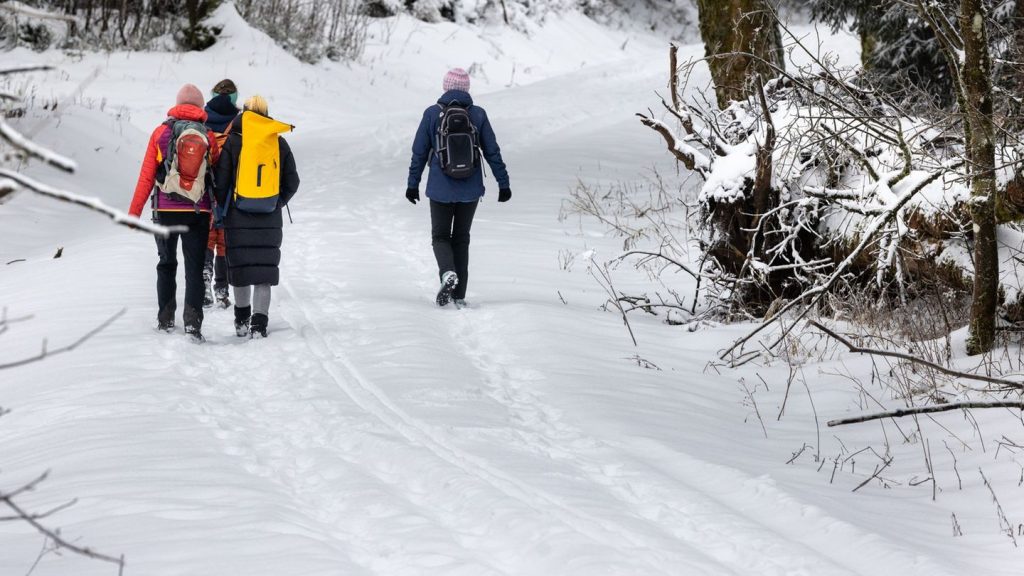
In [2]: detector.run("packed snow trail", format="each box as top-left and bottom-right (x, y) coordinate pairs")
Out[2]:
(2, 11), (1018, 576)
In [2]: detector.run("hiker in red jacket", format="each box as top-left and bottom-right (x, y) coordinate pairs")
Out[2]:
(129, 83), (221, 341)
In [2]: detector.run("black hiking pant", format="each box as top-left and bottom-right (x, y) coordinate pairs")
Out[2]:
(430, 199), (478, 300)
(154, 211), (210, 329)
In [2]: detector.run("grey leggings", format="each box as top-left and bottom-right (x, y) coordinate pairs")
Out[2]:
(234, 284), (272, 316)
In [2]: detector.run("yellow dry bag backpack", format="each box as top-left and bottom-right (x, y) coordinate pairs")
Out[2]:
(233, 111), (294, 213)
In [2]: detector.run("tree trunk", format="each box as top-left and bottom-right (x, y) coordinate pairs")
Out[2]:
(696, 0), (784, 108)
(960, 0), (998, 355)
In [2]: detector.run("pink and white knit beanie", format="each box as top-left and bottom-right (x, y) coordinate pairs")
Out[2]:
(443, 68), (471, 93)
(176, 83), (204, 108)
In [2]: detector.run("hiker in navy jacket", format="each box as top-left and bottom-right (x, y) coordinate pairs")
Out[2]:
(406, 68), (511, 308)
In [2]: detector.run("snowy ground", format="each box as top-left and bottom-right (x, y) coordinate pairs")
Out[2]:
(2, 5), (1023, 575)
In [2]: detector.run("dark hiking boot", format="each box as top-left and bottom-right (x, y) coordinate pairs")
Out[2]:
(203, 266), (215, 308)
(184, 324), (205, 343)
(234, 305), (251, 337)
(183, 305), (204, 342)
(454, 298), (468, 310)
(215, 285), (231, 309)
(436, 271), (458, 307)
(250, 313), (268, 339)
(157, 305), (175, 333)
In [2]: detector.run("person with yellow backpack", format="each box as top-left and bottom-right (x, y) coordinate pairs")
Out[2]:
(213, 95), (299, 338)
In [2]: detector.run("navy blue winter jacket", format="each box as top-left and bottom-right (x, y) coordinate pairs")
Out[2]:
(407, 90), (510, 203)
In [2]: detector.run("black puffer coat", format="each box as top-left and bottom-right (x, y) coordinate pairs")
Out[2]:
(213, 117), (300, 287)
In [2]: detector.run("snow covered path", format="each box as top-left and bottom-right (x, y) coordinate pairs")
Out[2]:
(2, 12), (1019, 576)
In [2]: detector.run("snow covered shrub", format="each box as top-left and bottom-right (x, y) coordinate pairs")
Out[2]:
(639, 45), (1024, 326)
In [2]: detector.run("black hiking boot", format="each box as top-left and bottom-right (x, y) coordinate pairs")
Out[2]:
(183, 305), (205, 343)
(157, 305), (175, 333)
(250, 313), (268, 339)
(215, 285), (231, 308)
(435, 271), (458, 307)
(234, 305), (251, 337)
(184, 324), (205, 343)
(202, 254), (215, 308)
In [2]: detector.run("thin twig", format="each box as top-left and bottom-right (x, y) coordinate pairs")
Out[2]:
(0, 309), (125, 370)
(811, 320), (1024, 390)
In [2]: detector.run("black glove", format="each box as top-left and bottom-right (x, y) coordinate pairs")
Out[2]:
(406, 188), (420, 204)
(498, 188), (512, 203)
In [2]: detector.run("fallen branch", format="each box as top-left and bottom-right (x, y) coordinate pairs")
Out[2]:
(0, 65), (54, 76)
(811, 320), (1024, 390)
(829, 401), (1024, 427)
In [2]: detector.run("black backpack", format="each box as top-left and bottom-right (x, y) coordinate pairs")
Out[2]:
(435, 103), (479, 179)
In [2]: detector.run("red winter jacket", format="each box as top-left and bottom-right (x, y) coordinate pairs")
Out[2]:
(129, 104), (222, 218)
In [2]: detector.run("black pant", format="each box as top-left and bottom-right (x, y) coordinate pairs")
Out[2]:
(154, 212), (211, 328)
(430, 199), (478, 300)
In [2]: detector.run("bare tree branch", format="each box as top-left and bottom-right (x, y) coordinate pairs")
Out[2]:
(829, 402), (1024, 427)
(0, 309), (125, 371)
(811, 319), (1024, 390)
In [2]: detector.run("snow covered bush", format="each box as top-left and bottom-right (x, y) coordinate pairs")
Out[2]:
(637, 44), (1024, 333)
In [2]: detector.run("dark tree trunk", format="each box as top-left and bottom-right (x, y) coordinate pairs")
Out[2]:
(696, 0), (785, 109)
(960, 0), (998, 355)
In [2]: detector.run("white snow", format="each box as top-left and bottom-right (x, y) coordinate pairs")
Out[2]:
(1, 6), (1023, 576)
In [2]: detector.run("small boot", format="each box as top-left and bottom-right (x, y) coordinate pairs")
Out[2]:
(234, 305), (251, 337)
(215, 285), (231, 308)
(250, 313), (268, 339)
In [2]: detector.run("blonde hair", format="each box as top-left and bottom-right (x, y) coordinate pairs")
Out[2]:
(244, 94), (268, 116)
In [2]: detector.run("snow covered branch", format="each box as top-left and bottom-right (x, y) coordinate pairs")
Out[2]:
(0, 171), (185, 238)
(0, 120), (76, 173)
(636, 114), (711, 175)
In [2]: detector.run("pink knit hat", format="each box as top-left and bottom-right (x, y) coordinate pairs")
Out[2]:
(176, 83), (204, 108)
(443, 68), (471, 93)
